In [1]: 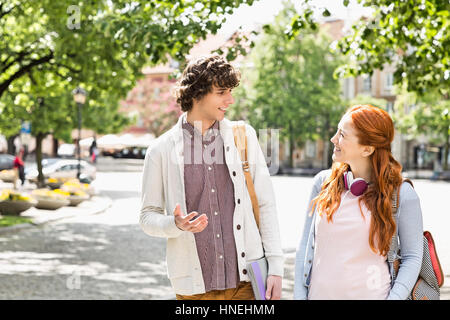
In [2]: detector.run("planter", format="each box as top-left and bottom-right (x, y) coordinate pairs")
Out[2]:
(0, 170), (16, 183)
(61, 180), (95, 198)
(33, 196), (70, 210)
(68, 195), (89, 206)
(0, 199), (37, 216)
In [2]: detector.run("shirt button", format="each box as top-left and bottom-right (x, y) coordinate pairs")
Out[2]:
(241, 252), (245, 258)
(217, 234), (220, 238)
(204, 145), (207, 149)
(236, 225), (241, 230)
(211, 188), (215, 193)
(232, 171), (236, 176)
(237, 199), (240, 204)
(226, 146), (230, 152)
(208, 167), (212, 171)
(219, 255), (223, 259)
(243, 269), (247, 275)
(308, 260), (312, 264)
(214, 211), (218, 216)
(304, 274), (307, 277)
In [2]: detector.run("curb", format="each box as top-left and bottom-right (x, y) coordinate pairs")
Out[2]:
(0, 195), (113, 235)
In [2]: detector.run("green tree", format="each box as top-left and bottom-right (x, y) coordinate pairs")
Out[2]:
(286, 0), (449, 95)
(235, 3), (344, 168)
(0, 0), (257, 98)
(0, 0), (258, 146)
(1, 0), (257, 183)
(393, 88), (450, 170)
(3, 69), (132, 186)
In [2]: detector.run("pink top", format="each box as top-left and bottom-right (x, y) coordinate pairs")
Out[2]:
(308, 190), (391, 300)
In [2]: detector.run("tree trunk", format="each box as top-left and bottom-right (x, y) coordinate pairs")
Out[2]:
(327, 139), (334, 168)
(7, 134), (18, 155)
(36, 132), (46, 188)
(323, 115), (332, 169)
(289, 121), (294, 168)
(444, 126), (449, 171)
(52, 136), (59, 157)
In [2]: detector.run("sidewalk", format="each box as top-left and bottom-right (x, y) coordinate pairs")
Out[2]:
(0, 191), (113, 235)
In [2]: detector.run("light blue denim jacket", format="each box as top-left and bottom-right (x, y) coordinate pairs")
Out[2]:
(294, 170), (424, 300)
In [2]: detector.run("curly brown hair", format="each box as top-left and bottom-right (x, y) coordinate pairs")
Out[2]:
(174, 55), (240, 112)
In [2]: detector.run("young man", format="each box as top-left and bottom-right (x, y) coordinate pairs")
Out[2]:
(140, 55), (283, 300)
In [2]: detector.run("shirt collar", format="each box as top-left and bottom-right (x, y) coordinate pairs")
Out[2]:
(182, 114), (219, 140)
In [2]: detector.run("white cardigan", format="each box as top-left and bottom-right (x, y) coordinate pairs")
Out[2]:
(140, 114), (284, 295)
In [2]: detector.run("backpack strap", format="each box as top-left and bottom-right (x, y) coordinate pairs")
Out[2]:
(233, 124), (261, 229)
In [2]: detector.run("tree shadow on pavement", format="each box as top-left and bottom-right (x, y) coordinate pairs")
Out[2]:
(0, 222), (174, 299)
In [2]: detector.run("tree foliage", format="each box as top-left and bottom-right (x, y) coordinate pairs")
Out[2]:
(287, 0), (449, 95)
(393, 88), (450, 169)
(0, 0), (257, 137)
(232, 3), (345, 167)
(0, 0), (257, 184)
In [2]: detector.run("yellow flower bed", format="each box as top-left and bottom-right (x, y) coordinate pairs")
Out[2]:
(61, 179), (90, 197)
(0, 189), (33, 202)
(46, 177), (68, 184)
(32, 188), (69, 199)
(63, 179), (90, 189)
(55, 188), (87, 197)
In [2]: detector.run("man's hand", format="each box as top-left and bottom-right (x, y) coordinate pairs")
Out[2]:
(265, 275), (282, 300)
(173, 203), (208, 233)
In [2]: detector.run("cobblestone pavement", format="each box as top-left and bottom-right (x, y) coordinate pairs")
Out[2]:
(0, 208), (295, 299)
(0, 202), (172, 299)
(0, 169), (449, 300)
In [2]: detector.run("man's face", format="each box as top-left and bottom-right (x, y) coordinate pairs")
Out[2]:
(193, 85), (235, 122)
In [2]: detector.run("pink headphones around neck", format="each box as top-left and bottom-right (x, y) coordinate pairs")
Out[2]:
(344, 171), (368, 196)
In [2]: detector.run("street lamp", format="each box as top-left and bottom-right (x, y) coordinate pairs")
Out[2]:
(72, 87), (87, 179)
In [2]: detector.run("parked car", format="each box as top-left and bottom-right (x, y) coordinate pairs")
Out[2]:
(113, 147), (147, 159)
(0, 154), (15, 170)
(26, 159), (96, 183)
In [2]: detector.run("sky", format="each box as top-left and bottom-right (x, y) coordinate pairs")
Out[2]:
(218, 0), (374, 37)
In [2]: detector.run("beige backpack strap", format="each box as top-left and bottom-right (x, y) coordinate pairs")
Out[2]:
(233, 124), (261, 229)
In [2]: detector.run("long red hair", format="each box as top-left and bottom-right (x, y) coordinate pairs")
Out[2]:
(311, 105), (403, 256)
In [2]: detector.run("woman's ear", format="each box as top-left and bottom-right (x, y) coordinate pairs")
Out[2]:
(362, 146), (375, 157)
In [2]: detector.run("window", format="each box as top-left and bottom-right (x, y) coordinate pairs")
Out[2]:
(387, 101), (394, 113)
(306, 140), (316, 158)
(343, 78), (355, 99)
(363, 75), (372, 92)
(385, 73), (394, 91)
(153, 87), (160, 99)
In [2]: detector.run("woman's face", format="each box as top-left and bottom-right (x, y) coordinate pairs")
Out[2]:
(330, 113), (368, 164)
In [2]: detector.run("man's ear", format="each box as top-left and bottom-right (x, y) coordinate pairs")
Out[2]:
(362, 145), (375, 157)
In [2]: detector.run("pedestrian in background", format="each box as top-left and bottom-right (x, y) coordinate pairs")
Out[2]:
(294, 104), (423, 300)
(89, 138), (98, 164)
(13, 147), (25, 188)
(139, 54), (283, 300)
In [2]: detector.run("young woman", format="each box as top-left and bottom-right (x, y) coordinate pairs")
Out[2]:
(294, 104), (423, 300)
